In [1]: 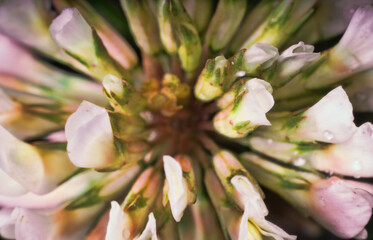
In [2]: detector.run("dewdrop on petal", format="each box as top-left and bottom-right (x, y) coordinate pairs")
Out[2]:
(309, 122), (373, 178)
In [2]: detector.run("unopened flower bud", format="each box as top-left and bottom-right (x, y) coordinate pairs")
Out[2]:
(103, 74), (146, 115)
(117, 168), (162, 239)
(182, 0), (213, 34)
(49, 8), (95, 64)
(204, 0), (247, 52)
(50, 8), (128, 80)
(240, 0), (317, 49)
(109, 112), (148, 141)
(121, 0), (162, 55)
(229, 0), (281, 53)
(157, 0), (178, 54)
(194, 56), (230, 101)
(169, 0), (202, 72)
(331, 6), (373, 72)
(53, 0), (138, 69)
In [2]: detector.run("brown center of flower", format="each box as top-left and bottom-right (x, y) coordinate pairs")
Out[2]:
(145, 87), (214, 155)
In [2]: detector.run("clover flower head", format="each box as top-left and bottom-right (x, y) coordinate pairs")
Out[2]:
(0, 0), (373, 239)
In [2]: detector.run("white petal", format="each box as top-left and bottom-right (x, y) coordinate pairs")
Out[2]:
(135, 212), (158, 240)
(248, 137), (298, 162)
(0, 125), (45, 193)
(163, 155), (187, 222)
(50, 8), (93, 61)
(344, 180), (373, 195)
(299, 86), (356, 143)
(105, 201), (129, 240)
(238, 206), (295, 240)
(12, 205), (102, 240)
(231, 175), (268, 217)
(279, 42), (320, 76)
(238, 208), (258, 240)
(310, 122), (373, 177)
(232, 176), (296, 240)
(310, 177), (372, 239)
(0, 168), (27, 196)
(234, 79), (274, 126)
(334, 6), (373, 69)
(0, 170), (104, 210)
(356, 229), (368, 240)
(11, 208), (51, 240)
(0, 208), (15, 239)
(255, 218), (297, 240)
(65, 101), (106, 140)
(0, 0), (61, 56)
(280, 41), (315, 59)
(0, 34), (48, 86)
(103, 74), (123, 96)
(243, 43), (279, 70)
(65, 101), (115, 168)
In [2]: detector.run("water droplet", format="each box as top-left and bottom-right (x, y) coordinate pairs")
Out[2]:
(292, 150), (299, 156)
(353, 160), (362, 171)
(231, 61), (235, 65)
(236, 71), (246, 77)
(267, 139), (273, 145)
(323, 130), (334, 141)
(293, 157), (306, 166)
